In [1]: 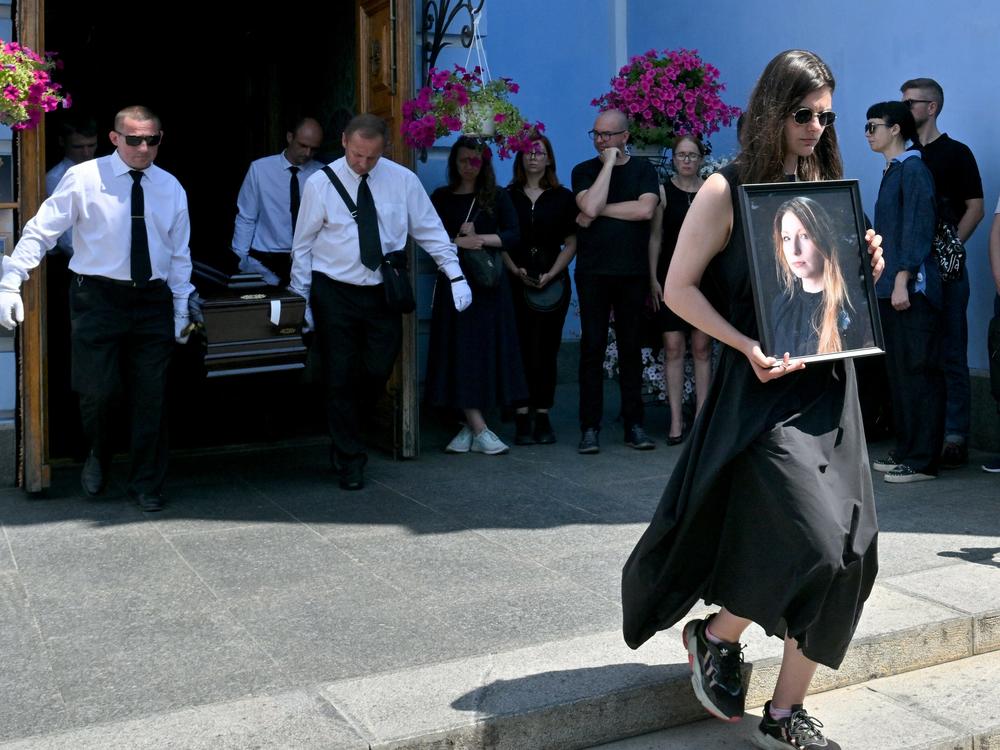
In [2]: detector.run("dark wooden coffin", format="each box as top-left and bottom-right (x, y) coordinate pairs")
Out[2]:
(193, 262), (307, 377)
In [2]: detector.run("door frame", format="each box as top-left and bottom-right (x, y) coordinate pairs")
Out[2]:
(12, 0), (419, 490)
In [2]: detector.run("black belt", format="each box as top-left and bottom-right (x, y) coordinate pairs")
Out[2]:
(249, 249), (291, 259)
(76, 274), (167, 289)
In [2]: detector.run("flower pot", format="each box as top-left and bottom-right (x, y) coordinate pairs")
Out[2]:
(628, 143), (667, 160)
(460, 102), (497, 137)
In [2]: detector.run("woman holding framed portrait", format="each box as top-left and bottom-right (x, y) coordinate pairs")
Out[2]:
(622, 50), (884, 750)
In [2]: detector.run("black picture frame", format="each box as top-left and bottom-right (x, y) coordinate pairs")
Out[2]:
(738, 179), (884, 363)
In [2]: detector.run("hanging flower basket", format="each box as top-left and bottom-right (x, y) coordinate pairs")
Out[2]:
(402, 65), (544, 159)
(592, 48), (740, 149)
(0, 41), (69, 131)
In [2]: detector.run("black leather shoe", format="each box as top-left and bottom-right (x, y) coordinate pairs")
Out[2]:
(339, 454), (367, 491)
(666, 432), (685, 446)
(578, 428), (600, 454)
(131, 492), (164, 512)
(533, 413), (556, 445)
(514, 414), (535, 446)
(80, 453), (106, 496)
(625, 425), (656, 450)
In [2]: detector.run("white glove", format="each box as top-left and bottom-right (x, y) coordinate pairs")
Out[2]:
(451, 277), (472, 312)
(0, 290), (23, 330)
(174, 314), (191, 344)
(238, 254), (281, 286)
(303, 305), (314, 333)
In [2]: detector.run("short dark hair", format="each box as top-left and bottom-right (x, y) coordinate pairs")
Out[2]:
(114, 105), (161, 132)
(60, 117), (97, 140)
(343, 113), (388, 142)
(900, 77), (944, 113)
(866, 101), (917, 143)
(288, 116), (322, 138)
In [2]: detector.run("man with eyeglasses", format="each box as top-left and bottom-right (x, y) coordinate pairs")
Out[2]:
(231, 117), (324, 286)
(571, 109), (660, 454)
(0, 105), (194, 512)
(900, 77), (984, 468)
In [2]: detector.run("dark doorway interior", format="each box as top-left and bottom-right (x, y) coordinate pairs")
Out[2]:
(42, 1), (357, 458)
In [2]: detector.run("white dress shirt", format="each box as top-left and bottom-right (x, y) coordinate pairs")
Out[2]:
(1, 151), (194, 306)
(231, 152), (322, 256)
(290, 156), (461, 301)
(44, 157), (75, 255)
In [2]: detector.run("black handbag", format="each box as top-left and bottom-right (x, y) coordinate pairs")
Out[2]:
(322, 166), (416, 313)
(931, 220), (965, 282)
(523, 274), (569, 312)
(462, 248), (502, 289)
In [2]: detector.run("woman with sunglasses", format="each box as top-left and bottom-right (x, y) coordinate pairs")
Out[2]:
(425, 136), (527, 456)
(864, 100), (943, 484)
(504, 135), (577, 445)
(622, 50), (884, 750)
(770, 195), (862, 356)
(648, 135), (713, 444)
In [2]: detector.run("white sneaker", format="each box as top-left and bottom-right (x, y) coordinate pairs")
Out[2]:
(471, 428), (509, 455)
(445, 425), (473, 453)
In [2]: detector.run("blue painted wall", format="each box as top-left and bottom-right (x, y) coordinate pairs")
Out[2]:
(627, 0), (1000, 371)
(412, 0), (999, 371)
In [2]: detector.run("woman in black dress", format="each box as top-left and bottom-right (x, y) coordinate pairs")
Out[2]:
(425, 136), (527, 455)
(621, 50), (885, 749)
(505, 135), (577, 444)
(648, 135), (713, 444)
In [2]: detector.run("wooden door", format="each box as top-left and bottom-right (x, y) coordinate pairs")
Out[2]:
(16, 0), (50, 492)
(357, 0), (418, 458)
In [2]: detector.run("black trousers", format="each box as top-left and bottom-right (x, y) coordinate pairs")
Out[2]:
(310, 272), (401, 460)
(575, 272), (646, 432)
(510, 280), (570, 410)
(878, 295), (945, 474)
(69, 275), (174, 494)
(249, 249), (293, 287)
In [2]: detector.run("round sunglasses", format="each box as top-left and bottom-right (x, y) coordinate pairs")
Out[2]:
(791, 108), (837, 127)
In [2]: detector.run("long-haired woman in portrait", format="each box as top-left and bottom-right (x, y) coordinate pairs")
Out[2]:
(770, 195), (856, 356)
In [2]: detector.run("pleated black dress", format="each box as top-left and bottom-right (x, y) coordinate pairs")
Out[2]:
(621, 165), (879, 670)
(424, 188), (529, 411)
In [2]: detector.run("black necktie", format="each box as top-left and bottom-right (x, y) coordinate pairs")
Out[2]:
(129, 170), (152, 284)
(289, 166), (301, 232)
(357, 174), (382, 271)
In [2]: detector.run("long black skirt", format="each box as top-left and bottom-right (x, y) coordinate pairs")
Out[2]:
(621, 350), (878, 669)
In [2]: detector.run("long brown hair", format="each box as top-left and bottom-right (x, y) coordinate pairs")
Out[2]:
(772, 196), (853, 353)
(510, 135), (561, 190)
(447, 136), (497, 214)
(739, 50), (843, 184)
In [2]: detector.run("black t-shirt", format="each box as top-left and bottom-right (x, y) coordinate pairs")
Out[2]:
(571, 156), (659, 276)
(914, 133), (983, 226)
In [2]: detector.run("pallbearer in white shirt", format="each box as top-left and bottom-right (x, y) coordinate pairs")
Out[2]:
(231, 117), (324, 286)
(290, 113), (472, 490)
(0, 105), (194, 512)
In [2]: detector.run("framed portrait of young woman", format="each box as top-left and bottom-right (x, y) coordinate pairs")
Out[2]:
(738, 180), (884, 363)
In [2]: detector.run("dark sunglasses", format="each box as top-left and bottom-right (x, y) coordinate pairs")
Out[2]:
(864, 122), (892, 135)
(903, 98), (933, 109)
(791, 108), (836, 127)
(116, 131), (162, 147)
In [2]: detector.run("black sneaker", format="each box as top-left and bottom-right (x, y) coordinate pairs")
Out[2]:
(681, 615), (745, 722)
(578, 428), (600, 454)
(625, 425), (656, 450)
(940, 441), (968, 469)
(752, 701), (839, 749)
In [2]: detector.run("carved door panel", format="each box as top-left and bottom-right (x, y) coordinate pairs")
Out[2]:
(357, 0), (417, 458)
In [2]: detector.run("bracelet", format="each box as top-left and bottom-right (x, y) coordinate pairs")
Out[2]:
(450, 275), (466, 284)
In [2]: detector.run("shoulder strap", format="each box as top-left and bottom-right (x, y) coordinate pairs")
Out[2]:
(322, 166), (358, 222)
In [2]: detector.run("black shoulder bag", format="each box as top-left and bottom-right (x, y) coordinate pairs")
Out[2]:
(322, 166), (416, 314)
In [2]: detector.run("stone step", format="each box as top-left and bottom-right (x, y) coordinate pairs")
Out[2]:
(4, 562), (995, 750)
(587, 649), (1000, 749)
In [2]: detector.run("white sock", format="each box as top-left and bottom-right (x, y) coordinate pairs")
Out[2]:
(769, 704), (793, 721)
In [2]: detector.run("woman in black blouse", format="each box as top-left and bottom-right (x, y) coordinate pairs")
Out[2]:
(505, 135), (577, 444)
(425, 137), (527, 455)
